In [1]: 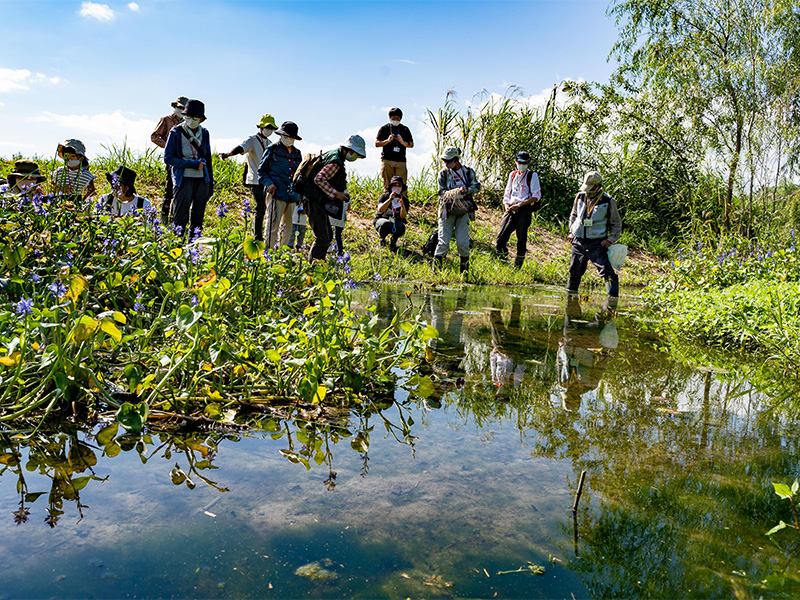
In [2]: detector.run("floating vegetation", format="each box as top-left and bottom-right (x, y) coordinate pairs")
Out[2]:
(294, 559), (338, 581)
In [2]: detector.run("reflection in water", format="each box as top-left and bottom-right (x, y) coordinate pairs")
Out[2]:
(2, 286), (800, 599)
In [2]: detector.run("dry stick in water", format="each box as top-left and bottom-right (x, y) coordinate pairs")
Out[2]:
(571, 470), (587, 514)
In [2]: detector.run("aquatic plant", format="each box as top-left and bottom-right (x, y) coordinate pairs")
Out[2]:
(767, 480), (800, 538)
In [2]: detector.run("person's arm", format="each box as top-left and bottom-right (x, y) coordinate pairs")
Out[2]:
(377, 193), (392, 213)
(398, 196), (408, 220)
(520, 172), (542, 206)
(567, 193), (581, 241)
(219, 145), (244, 159)
(314, 163), (347, 200)
(258, 145), (275, 190)
(437, 169), (449, 197)
(150, 117), (170, 148)
(605, 195), (622, 245)
(375, 125), (391, 148)
(503, 172), (513, 207)
(395, 126), (414, 149)
(466, 167), (480, 195)
(83, 178), (96, 201)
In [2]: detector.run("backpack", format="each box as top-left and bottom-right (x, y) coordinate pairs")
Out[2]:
(291, 151), (324, 198)
(422, 229), (439, 257)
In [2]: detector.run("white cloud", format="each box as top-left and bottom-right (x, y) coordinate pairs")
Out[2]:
(79, 2), (116, 22)
(0, 69), (61, 93)
(0, 101), (5, 108)
(0, 68), (32, 93)
(128, 2), (140, 11)
(398, 59), (416, 64)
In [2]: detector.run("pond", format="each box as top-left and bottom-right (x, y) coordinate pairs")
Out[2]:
(1, 285), (799, 599)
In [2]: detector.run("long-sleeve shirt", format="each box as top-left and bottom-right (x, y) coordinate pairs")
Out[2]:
(568, 191), (621, 242)
(314, 163), (341, 199)
(503, 169), (541, 206)
(437, 165), (480, 197)
(151, 114), (181, 148)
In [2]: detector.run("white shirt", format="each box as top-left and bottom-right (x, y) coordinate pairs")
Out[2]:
(240, 133), (271, 185)
(110, 194), (152, 216)
(503, 169), (541, 206)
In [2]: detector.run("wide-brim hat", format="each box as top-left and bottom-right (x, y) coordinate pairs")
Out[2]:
(106, 165), (137, 196)
(182, 99), (206, 122)
(257, 114), (278, 130)
(7, 159), (45, 188)
(386, 175), (407, 191)
(441, 147), (460, 161)
(580, 170), (602, 192)
(57, 138), (86, 158)
(275, 120), (302, 140)
(515, 151), (531, 163)
(343, 134), (366, 158)
(171, 96), (189, 109)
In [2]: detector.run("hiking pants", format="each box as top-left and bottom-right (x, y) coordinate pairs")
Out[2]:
(495, 204), (533, 259)
(568, 237), (619, 297)
(435, 211), (471, 259)
(307, 200), (333, 261)
(171, 177), (208, 236)
(265, 195), (294, 249)
(380, 160), (408, 188)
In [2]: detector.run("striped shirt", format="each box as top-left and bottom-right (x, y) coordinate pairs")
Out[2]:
(51, 166), (96, 195)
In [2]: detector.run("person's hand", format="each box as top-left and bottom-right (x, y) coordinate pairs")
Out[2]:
(334, 191), (349, 201)
(198, 161), (205, 172)
(396, 134), (405, 146)
(266, 184), (276, 194)
(601, 239), (612, 248)
(567, 233), (574, 242)
(459, 186), (467, 194)
(219, 153), (228, 160)
(388, 134), (396, 142)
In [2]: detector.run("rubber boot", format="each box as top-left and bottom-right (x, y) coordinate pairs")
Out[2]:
(514, 255), (525, 269)
(605, 274), (620, 298)
(433, 255), (444, 270)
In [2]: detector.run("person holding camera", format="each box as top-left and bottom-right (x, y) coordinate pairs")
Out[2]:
(375, 108), (414, 187)
(374, 175), (410, 252)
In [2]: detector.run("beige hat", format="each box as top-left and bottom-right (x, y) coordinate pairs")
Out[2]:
(580, 171), (602, 192)
(441, 147), (461, 161)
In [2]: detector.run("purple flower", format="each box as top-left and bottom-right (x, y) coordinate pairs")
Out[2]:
(29, 273), (41, 284)
(276, 288), (283, 298)
(173, 225), (184, 236)
(190, 294), (199, 307)
(49, 280), (67, 299)
(241, 198), (251, 217)
(215, 203), (228, 218)
(373, 273), (381, 281)
(189, 245), (200, 265)
(133, 292), (144, 313)
(370, 291), (379, 301)
(15, 296), (34, 315)
(343, 264), (351, 275)
(345, 278), (357, 290)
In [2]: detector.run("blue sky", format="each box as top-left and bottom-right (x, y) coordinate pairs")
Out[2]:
(1, 0), (620, 176)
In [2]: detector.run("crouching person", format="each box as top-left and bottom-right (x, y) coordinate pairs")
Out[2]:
(566, 171), (621, 298)
(164, 99), (214, 237)
(99, 166), (152, 216)
(374, 175), (409, 251)
(435, 147), (480, 275)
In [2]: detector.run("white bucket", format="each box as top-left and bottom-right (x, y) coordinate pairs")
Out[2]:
(607, 244), (628, 271)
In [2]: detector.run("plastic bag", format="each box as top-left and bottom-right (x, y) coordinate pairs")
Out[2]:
(607, 244), (628, 270)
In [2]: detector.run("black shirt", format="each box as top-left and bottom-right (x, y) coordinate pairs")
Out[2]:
(376, 123), (413, 162)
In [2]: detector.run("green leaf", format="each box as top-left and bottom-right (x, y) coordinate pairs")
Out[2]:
(71, 476), (92, 492)
(176, 304), (202, 332)
(243, 236), (266, 260)
(265, 348), (282, 363)
(766, 521), (788, 536)
(116, 401), (149, 432)
(773, 482), (793, 499)
(170, 463), (187, 485)
(96, 423), (119, 446)
(792, 479), (799, 495)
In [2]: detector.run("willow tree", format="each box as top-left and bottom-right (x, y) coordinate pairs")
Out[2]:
(609, 0), (799, 232)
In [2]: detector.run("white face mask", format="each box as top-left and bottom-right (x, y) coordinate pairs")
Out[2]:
(391, 186), (402, 194)
(346, 151), (358, 162)
(281, 135), (294, 147)
(67, 159), (81, 168)
(184, 117), (201, 129)
(173, 107), (183, 116)
(516, 163), (529, 171)
(260, 128), (273, 138)
(390, 119), (401, 126)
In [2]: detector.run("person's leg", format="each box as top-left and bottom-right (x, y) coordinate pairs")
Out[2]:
(161, 165), (173, 223)
(288, 225), (297, 249)
(334, 226), (344, 255)
(264, 196), (285, 249)
(567, 239), (590, 293)
(390, 221), (406, 249)
(380, 160), (393, 188)
(280, 201), (295, 248)
(495, 210), (516, 261)
(296, 225), (307, 248)
(375, 218), (393, 244)
(251, 185), (267, 241)
(454, 214), (471, 274)
(188, 179), (209, 237)
(514, 206), (533, 268)
(170, 178), (193, 234)
(435, 213), (454, 259)
(587, 240), (619, 297)
(397, 162), (408, 184)
(306, 201), (332, 261)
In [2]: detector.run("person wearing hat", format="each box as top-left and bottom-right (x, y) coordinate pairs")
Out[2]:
(97, 166), (152, 216)
(51, 139), (96, 200)
(257, 121), (303, 247)
(164, 99), (214, 236)
(435, 147), (480, 275)
(4, 160), (46, 197)
(305, 135), (366, 261)
(373, 175), (410, 252)
(567, 171), (621, 297)
(220, 114), (277, 241)
(495, 151), (542, 269)
(375, 108), (414, 188)
(152, 96), (188, 223)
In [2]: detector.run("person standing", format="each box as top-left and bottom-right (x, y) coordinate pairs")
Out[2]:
(164, 99), (214, 236)
(434, 147), (480, 275)
(375, 108), (413, 188)
(495, 151), (542, 269)
(566, 171), (622, 297)
(258, 121), (303, 248)
(151, 96), (188, 223)
(51, 139), (96, 201)
(220, 114), (277, 241)
(288, 203), (307, 250)
(304, 135), (366, 261)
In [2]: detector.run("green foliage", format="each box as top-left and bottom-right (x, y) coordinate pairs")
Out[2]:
(766, 479), (800, 537)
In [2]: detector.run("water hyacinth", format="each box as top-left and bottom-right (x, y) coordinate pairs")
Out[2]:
(133, 292), (144, 313)
(216, 203), (228, 218)
(15, 296), (34, 315)
(48, 280), (67, 299)
(241, 198), (251, 217)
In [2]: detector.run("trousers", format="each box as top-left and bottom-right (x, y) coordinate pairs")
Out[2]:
(495, 204), (533, 258)
(171, 177), (208, 236)
(568, 237), (619, 297)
